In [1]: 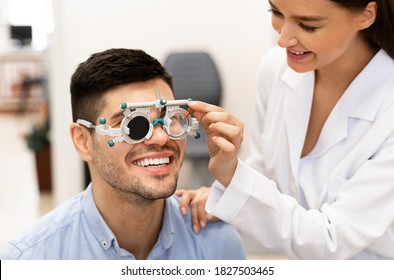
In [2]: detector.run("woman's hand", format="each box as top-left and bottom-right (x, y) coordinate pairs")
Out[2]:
(175, 187), (218, 233)
(188, 101), (244, 186)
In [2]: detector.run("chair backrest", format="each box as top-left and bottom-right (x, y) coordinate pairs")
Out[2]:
(163, 52), (222, 160)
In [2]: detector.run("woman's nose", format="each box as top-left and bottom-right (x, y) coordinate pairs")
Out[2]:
(277, 23), (298, 48)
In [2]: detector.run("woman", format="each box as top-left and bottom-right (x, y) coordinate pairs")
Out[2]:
(181, 0), (394, 259)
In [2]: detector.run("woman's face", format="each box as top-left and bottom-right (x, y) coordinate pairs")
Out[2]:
(269, 0), (369, 73)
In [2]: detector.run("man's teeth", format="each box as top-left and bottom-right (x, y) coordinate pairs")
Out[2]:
(134, 157), (170, 167)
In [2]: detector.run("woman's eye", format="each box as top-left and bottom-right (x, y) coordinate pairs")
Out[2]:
(268, 8), (283, 17)
(268, 6), (319, 33)
(299, 22), (318, 33)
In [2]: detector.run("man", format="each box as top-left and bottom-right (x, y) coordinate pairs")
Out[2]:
(0, 48), (245, 260)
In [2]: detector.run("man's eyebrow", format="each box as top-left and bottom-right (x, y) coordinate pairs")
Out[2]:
(269, 0), (328, 22)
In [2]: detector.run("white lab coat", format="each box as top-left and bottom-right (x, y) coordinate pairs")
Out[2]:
(206, 47), (394, 259)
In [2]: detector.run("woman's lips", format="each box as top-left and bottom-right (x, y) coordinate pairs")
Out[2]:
(287, 49), (312, 61)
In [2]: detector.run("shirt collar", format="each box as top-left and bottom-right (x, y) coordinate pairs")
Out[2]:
(83, 184), (116, 252)
(145, 198), (175, 259)
(82, 184), (176, 258)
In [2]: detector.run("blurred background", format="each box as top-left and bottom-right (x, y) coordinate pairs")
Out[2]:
(0, 0), (284, 259)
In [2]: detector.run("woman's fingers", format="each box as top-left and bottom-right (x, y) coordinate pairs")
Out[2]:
(188, 101), (225, 115)
(175, 187), (212, 234)
(190, 186), (211, 233)
(175, 189), (196, 216)
(187, 100), (244, 186)
(206, 213), (219, 222)
(190, 197), (203, 234)
(209, 122), (243, 149)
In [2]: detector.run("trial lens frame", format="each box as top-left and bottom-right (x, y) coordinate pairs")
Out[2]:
(77, 89), (200, 147)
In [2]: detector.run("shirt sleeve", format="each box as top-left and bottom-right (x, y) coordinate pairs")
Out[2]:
(0, 243), (23, 260)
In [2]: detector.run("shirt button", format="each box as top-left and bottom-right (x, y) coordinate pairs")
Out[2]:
(102, 241), (108, 247)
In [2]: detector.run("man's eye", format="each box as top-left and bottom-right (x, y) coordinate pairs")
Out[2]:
(110, 120), (122, 127)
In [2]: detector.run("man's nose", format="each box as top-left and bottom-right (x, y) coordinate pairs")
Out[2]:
(144, 123), (170, 146)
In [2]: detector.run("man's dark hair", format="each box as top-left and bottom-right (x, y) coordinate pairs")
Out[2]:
(70, 48), (173, 123)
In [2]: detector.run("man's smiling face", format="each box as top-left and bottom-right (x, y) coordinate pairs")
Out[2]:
(90, 78), (185, 201)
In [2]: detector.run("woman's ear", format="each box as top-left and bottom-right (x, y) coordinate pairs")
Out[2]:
(358, 1), (377, 30)
(70, 123), (93, 162)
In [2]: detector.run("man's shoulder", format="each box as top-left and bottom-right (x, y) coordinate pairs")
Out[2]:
(167, 195), (239, 233)
(166, 195), (245, 259)
(0, 192), (85, 259)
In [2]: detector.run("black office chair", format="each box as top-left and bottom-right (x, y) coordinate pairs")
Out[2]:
(163, 52), (222, 186)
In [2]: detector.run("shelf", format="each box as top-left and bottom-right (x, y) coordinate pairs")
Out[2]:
(0, 97), (46, 113)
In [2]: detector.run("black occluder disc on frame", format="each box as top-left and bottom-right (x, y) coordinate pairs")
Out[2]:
(127, 116), (150, 140)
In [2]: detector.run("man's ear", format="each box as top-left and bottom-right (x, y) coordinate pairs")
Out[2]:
(358, 1), (377, 30)
(70, 123), (93, 162)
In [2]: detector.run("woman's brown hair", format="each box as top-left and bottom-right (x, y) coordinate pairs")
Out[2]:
(330, 0), (394, 59)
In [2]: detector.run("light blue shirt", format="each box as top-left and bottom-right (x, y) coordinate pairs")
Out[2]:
(0, 184), (245, 260)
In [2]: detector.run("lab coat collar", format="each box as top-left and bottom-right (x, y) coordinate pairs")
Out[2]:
(339, 49), (394, 121)
(283, 49), (393, 121)
(281, 67), (314, 179)
(281, 49), (394, 172)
